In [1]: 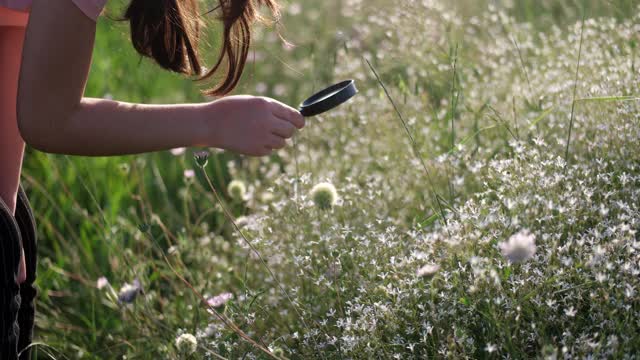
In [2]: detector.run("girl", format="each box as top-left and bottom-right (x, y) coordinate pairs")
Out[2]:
(0, 0), (304, 357)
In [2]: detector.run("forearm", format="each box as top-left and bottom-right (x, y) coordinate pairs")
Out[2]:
(17, 0), (206, 156)
(29, 98), (209, 156)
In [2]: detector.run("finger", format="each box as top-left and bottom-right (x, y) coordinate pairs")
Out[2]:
(264, 135), (287, 150)
(271, 118), (296, 138)
(260, 147), (274, 156)
(266, 136), (286, 150)
(250, 147), (272, 157)
(271, 102), (305, 129)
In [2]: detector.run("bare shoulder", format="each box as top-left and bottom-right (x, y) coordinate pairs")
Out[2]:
(17, 0), (99, 146)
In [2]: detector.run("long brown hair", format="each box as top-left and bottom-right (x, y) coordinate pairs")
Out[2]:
(124, 0), (279, 96)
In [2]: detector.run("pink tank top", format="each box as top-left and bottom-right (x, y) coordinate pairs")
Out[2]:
(0, 0), (107, 21)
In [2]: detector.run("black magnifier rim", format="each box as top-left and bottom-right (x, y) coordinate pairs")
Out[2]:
(299, 80), (357, 117)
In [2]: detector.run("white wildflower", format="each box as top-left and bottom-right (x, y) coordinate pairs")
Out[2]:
(565, 306), (577, 317)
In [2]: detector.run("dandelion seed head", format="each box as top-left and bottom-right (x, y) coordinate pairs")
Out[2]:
(499, 229), (536, 264)
(175, 333), (197, 355)
(228, 180), (247, 201)
(310, 182), (338, 210)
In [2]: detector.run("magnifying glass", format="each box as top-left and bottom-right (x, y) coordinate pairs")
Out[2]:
(298, 80), (358, 117)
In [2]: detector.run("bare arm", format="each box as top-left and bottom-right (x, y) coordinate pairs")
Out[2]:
(17, 0), (304, 156)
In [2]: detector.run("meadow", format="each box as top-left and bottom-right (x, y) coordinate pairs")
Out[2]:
(21, 0), (640, 358)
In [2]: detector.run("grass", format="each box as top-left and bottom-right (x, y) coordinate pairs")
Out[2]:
(20, 0), (640, 358)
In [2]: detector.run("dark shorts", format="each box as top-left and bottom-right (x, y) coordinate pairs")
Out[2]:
(0, 186), (37, 359)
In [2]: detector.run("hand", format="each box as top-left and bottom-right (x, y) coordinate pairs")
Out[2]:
(18, 247), (26, 284)
(205, 96), (305, 156)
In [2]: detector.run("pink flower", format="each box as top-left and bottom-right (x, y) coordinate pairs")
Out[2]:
(184, 169), (195, 179)
(207, 292), (233, 308)
(96, 276), (109, 289)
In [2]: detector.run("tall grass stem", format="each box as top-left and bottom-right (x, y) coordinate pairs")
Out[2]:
(564, 8), (587, 164)
(365, 58), (449, 226)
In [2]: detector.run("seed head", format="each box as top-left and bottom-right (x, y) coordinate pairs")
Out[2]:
(499, 229), (536, 264)
(175, 333), (197, 356)
(310, 182), (339, 210)
(228, 180), (247, 201)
